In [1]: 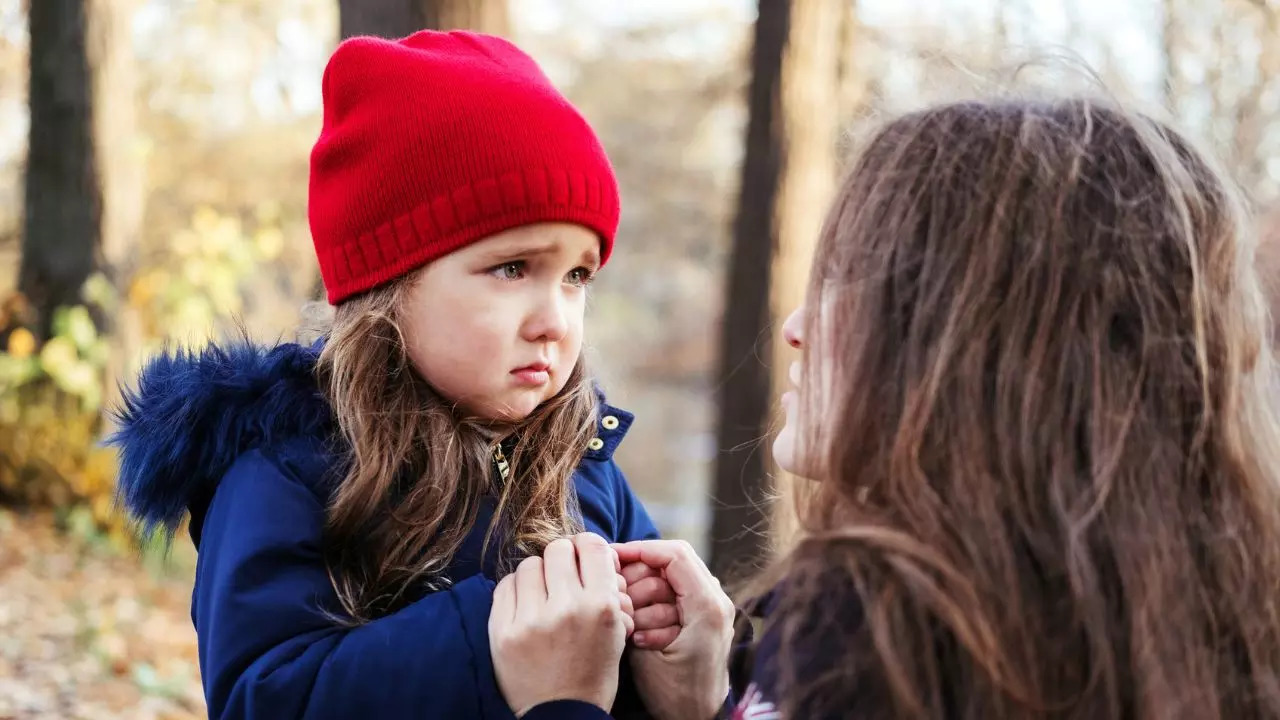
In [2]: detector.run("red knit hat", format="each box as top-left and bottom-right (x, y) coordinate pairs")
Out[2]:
(308, 31), (621, 304)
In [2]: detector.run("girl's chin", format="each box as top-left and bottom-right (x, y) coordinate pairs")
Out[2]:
(450, 395), (536, 425)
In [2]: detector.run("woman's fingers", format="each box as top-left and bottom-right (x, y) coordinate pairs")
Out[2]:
(573, 533), (618, 595)
(618, 591), (636, 637)
(490, 574), (517, 629)
(542, 538), (579, 598)
(612, 540), (714, 598)
(490, 540), (627, 716)
(513, 555), (547, 623)
(616, 568), (637, 637)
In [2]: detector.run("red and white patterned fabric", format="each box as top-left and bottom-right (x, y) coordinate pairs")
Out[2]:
(729, 683), (781, 720)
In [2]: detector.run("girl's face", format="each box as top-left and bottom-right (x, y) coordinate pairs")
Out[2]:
(401, 222), (600, 422)
(773, 304), (810, 476)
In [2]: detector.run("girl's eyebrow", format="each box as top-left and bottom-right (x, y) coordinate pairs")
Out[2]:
(488, 240), (557, 257)
(482, 239), (601, 267)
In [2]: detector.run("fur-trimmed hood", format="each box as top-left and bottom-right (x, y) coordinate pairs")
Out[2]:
(108, 340), (335, 539)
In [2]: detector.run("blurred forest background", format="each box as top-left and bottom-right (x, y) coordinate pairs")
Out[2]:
(0, 0), (1277, 717)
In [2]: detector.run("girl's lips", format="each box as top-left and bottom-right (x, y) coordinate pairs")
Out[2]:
(511, 365), (550, 386)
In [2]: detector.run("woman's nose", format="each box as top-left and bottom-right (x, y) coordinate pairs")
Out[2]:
(782, 306), (805, 349)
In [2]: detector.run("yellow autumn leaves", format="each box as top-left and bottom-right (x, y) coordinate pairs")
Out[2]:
(8, 326), (35, 358)
(0, 202), (288, 537)
(127, 204), (285, 345)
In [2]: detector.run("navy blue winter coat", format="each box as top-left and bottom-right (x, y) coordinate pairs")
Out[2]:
(110, 340), (660, 719)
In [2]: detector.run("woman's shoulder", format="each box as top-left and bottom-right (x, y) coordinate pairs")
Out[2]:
(730, 572), (875, 719)
(108, 338), (337, 545)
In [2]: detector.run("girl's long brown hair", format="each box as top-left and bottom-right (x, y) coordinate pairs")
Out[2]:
(758, 96), (1280, 718)
(315, 275), (597, 622)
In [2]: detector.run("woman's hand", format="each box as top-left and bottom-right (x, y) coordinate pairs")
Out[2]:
(489, 533), (631, 717)
(613, 540), (735, 720)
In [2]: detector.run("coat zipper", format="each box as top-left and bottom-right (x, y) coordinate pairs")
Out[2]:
(492, 443), (511, 483)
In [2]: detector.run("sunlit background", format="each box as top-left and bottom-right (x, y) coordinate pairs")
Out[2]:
(0, 0), (1276, 716)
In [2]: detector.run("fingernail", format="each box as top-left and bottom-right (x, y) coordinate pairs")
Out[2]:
(633, 632), (646, 647)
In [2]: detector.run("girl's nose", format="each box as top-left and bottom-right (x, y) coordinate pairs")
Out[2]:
(523, 288), (570, 343)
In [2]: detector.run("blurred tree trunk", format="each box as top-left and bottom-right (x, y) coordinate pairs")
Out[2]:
(339, 0), (423, 39)
(22, 0), (141, 344)
(421, 0), (511, 36)
(22, 0), (99, 340)
(338, 0), (509, 40)
(709, 0), (788, 578)
(93, 0), (145, 405)
(709, 0), (843, 579)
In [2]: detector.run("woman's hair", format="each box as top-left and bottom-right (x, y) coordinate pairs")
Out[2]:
(314, 275), (598, 622)
(758, 96), (1280, 718)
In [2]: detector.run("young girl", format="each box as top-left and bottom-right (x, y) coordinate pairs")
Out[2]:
(110, 30), (673, 720)
(732, 95), (1280, 718)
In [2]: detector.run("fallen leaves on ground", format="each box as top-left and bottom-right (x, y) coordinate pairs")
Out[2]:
(0, 508), (206, 720)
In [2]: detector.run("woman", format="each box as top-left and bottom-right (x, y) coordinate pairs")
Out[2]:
(749, 94), (1280, 719)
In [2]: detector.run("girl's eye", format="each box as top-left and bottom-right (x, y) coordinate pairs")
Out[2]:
(490, 261), (525, 281)
(567, 267), (596, 287)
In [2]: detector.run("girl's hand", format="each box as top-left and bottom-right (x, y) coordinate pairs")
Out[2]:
(489, 533), (629, 717)
(621, 561), (680, 651)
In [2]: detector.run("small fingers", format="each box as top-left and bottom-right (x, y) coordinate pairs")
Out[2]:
(627, 576), (677, 608)
(621, 561), (660, 586)
(632, 625), (680, 651)
(611, 539), (716, 598)
(633, 602), (679, 631)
